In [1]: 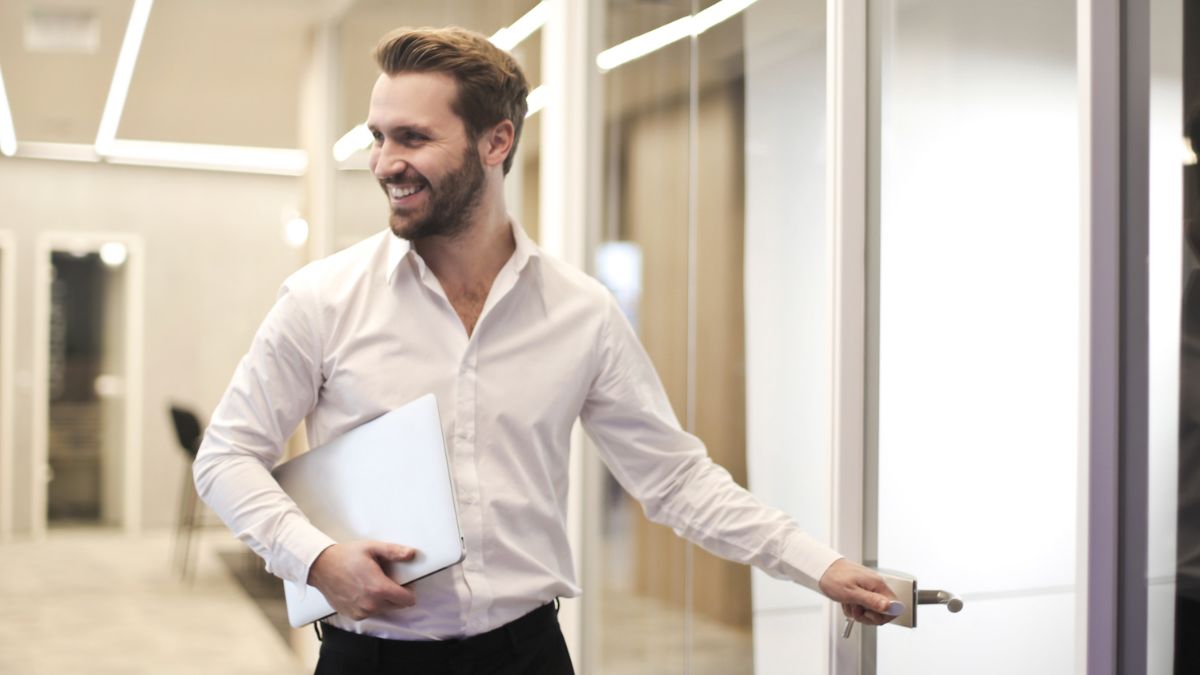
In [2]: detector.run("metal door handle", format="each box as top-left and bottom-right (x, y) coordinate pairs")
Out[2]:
(916, 589), (963, 613)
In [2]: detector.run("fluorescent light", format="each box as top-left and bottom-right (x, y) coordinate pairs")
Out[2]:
(95, 0), (153, 151)
(490, 2), (548, 51)
(596, 16), (694, 72)
(692, 0), (759, 33)
(333, 123), (372, 162)
(595, 0), (761, 72)
(525, 85), (547, 118)
(0, 64), (15, 157)
(99, 139), (307, 175)
(99, 242), (128, 267)
(15, 142), (98, 162)
(1186, 137), (1198, 167)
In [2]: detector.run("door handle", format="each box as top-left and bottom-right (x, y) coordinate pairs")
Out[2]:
(877, 570), (963, 629)
(917, 589), (964, 613)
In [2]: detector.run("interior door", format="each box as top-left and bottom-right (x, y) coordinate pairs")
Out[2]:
(863, 0), (1081, 672)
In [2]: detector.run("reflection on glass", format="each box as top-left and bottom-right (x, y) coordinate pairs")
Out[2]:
(597, 0), (692, 663)
(1171, 3), (1200, 672)
(596, 0), (830, 671)
(47, 251), (127, 526)
(1147, 1), (1198, 672)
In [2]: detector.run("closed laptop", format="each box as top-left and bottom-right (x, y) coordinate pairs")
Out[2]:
(270, 393), (465, 627)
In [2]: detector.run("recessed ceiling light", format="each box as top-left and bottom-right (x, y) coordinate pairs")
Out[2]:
(24, 8), (101, 54)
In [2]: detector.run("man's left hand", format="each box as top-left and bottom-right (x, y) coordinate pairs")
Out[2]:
(818, 558), (899, 626)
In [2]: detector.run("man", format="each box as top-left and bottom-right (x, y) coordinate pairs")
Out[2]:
(194, 26), (896, 675)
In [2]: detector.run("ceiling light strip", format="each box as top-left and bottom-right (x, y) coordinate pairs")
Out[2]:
(490, 1), (548, 51)
(15, 142), (98, 163)
(101, 139), (307, 175)
(525, 85), (547, 118)
(0, 65), (16, 157)
(95, 0), (153, 151)
(332, 123), (372, 161)
(595, 0), (760, 72)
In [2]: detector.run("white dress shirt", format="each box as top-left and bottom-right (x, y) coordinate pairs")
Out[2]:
(194, 221), (842, 640)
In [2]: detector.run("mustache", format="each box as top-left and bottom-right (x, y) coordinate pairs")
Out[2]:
(379, 167), (428, 186)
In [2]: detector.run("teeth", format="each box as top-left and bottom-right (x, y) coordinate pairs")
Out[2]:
(389, 184), (421, 199)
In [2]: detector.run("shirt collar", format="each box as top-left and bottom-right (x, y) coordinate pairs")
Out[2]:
(384, 218), (540, 286)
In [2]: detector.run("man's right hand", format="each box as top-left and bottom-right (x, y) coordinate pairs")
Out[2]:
(306, 541), (418, 621)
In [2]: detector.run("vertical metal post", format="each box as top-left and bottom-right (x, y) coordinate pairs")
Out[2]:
(1119, 0), (1150, 672)
(828, 0), (869, 672)
(1078, 0), (1124, 672)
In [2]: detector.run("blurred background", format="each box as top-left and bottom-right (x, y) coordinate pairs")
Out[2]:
(0, 0), (1193, 673)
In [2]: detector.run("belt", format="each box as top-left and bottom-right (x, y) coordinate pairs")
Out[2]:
(318, 602), (559, 663)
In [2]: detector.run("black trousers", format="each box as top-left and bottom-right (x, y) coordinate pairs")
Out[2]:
(314, 603), (575, 675)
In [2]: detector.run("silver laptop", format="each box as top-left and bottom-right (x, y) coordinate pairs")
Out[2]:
(271, 393), (465, 627)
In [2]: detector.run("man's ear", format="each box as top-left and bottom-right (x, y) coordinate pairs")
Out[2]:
(479, 119), (515, 169)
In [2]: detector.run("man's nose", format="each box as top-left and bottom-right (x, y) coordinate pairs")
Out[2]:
(372, 142), (409, 179)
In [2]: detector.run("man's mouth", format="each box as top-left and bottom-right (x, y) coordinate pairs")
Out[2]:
(388, 183), (426, 202)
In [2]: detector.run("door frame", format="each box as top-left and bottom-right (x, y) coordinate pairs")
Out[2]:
(31, 232), (145, 536)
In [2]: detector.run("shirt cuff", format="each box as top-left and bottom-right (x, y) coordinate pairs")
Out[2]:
(269, 521), (338, 588)
(777, 531), (845, 592)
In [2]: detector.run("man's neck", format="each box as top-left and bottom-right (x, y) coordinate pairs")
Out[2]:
(413, 198), (515, 294)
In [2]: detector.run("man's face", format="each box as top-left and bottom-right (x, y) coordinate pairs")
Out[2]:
(367, 72), (486, 241)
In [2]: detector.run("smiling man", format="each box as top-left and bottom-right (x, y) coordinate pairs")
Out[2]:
(194, 26), (895, 675)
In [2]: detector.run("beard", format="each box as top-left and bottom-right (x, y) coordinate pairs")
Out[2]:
(384, 144), (486, 242)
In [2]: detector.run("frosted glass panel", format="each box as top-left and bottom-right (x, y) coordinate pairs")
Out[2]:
(743, 0), (829, 619)
(876, 594), (1074, 675)
(750, 609), (824, 675)
(873, 0), (1080, 671)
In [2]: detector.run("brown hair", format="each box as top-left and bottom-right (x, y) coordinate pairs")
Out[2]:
(373, 26), (529, 175)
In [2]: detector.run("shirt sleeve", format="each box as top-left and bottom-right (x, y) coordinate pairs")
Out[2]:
(579, 293), (843, 592)
(192, 273), (336, 587)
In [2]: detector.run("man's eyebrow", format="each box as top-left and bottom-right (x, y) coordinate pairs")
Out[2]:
(367, 122), (435, 136)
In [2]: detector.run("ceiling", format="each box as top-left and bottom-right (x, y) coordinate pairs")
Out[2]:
(0, 0), (768, 162)
(0, 0), (541, 152)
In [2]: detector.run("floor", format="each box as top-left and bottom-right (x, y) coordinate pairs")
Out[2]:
(0, 527), (754, 675)
(0, 527), (308, 675)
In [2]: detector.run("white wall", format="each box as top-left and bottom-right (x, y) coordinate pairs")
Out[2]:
(0, 157), (306, 533)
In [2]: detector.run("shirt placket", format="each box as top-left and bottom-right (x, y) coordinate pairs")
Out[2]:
(454, 343), (492, 634)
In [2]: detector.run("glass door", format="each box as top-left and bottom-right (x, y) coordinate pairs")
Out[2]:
(864, 0), (1081, 672)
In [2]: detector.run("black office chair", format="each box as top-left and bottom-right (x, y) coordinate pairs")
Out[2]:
(169, 405), (205, 581)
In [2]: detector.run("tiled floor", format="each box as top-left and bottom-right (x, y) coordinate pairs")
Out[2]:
(0, 527), (307, 675)
(0, 528), (755, 674)
(597, 591), (754, 675)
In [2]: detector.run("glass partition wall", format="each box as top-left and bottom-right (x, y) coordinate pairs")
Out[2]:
(1148, 1), (1198, 673)
(593, 1), (830, 673)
